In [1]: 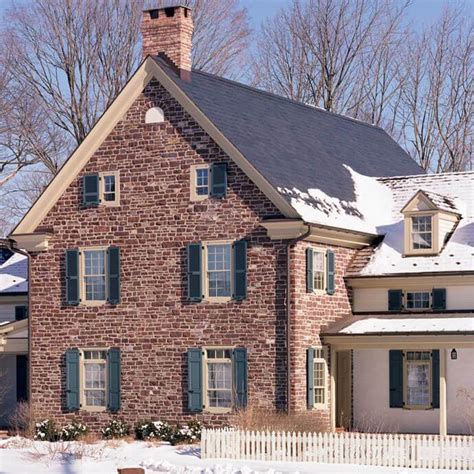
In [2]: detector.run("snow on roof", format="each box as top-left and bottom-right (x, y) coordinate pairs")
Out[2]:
(420, 189), (459, 214)
(328, 315), (474, 334)
(0, 251), (28, 293)
(357, 171), (474, 276)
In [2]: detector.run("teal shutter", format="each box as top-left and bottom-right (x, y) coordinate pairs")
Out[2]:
(389, 350), (404, 408)
(83, 174), (100, 207)
(66, 249), (80, 305)
(210, 163), (227, 198)
(306, 248), (313, 292)
(432, 350), (440, 408)
(233, 348), (248, 408)
(326, 250), (335, 295)
(107, 247), (120, 305)
(15, 305), (28, 321)
(187, 243), (202, 302)
(307, 348), (315, 409)
(388, 289), (403, 311)
(107, 348), (121, 412)
(187, 348), (203, 412)
(432, 289), (446, 311)
(66, 348), (80, 411)
(233, 240), (247, 300)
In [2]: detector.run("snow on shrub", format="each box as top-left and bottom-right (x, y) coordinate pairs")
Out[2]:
(134, 420), (173, 441)
(168, 420), (202, 445)
(101, 419), (130, 439)
(60, 420), (87, 441)
(34, 419), (60, 442)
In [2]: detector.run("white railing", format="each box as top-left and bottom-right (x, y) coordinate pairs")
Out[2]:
(201, 428), (474, 470)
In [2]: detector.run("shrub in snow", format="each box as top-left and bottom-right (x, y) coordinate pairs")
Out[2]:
(168, 420), (203, 446)
(34, 419), (60, 442)
(60, 420), (87, 441)
(101, 419), (130, 439)
(135, 420), (173, 441)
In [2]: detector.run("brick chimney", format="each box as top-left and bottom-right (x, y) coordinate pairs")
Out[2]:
(141, 5), (193, 78)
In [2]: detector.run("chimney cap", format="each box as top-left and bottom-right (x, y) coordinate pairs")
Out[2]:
(143, 2), (191, 12)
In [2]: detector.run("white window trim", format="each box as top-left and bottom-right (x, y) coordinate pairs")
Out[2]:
(404, 290), (432, 311)
(403, 350), (433, 410)
(190, 164), (210, 202)
(404, 211), (439, 256)
(203, 346), (234, 414)
(313, 346), (328, 408)
(312, 248), (327, 295)
(79, 348), (108, 412)
(79, 246), (108, 307)
(202, 240), (233, 303)
(99, 171), (120, 207)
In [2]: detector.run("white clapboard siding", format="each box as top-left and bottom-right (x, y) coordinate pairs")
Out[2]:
(202, 429), (474, 470)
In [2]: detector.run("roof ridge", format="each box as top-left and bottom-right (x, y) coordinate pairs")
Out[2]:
(378, 170), (474, 181)
(188, 67), (386, 132)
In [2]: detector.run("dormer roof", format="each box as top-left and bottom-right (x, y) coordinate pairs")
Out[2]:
(401, 189), (460, 215)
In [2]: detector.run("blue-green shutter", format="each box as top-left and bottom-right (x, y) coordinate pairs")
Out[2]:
(326, 250), (335, 295)
(432, 350), (440, 408)
(107, 348), (121, 412)
(233, 348), (248, 408)
(307, 348), (315, 409)
(187, 348), (203, 412)
(210, 163), (227, 198)
(187, 243), (202, 302)
(83, 174), (100, 207)
(233, 240), (247, 300)
(432, 289), (446, 311)
(15, 305), (28, 321)
(388, 289), (403, 312)
(389, 350), (404, 408)
(306, 248), (313, 292)
(66, 249), (80, 305)
(66, 348), (80, 411)
(107, 247), (120, 305)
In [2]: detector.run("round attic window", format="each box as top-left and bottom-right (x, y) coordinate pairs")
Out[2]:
(145, 106), (165, 124)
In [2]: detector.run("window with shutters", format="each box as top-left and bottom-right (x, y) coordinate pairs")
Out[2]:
(404, 351), (432, 409)
(406, 291), (431, 310)
(313, 348), (327, 406)
(99, 171), (119, 206)
(204, 348), (233, 413)
(190, 165), (210, 201)
(204, 242), (233, 301)
(81, 349), (108, 411)
(313, 250), (326, 292)
(82, 249), (107, 303)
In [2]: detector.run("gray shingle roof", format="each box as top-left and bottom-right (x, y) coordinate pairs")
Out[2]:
(421, 190), (459, 214)
(156, 58), (424, 208)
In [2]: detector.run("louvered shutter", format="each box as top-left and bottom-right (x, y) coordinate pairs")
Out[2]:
(432, 289), (446, 311)
(107, 247), (120, 305)
(389, 350), (404, 408)
(233, 240), (247, 300)
(326, 250), (335, 295)
(307, 348), (315, 409)
(66, 249), (80, 305)
(210, 163), (227, 198)
(83, 174), (100, 207)
(16, 355), (28, 402)
(187, 349), (203, 412)
(432, 350), (440, 408)
(233, 348), (248, 408)
(66, 348), (80, 411)
(187, 243), (202, 302)
(388, 290), (403, 311)
(306, 248), (313, 292)
(107, 348), (121, 412)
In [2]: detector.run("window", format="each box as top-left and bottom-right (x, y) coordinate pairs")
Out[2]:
(82, 249), (107, 302)
(411, 215), (432, 250)
(205, 243), (232, 299)
(205, 348), (233, 411)
(313, 348), (327, 405)
(82, 350), (107, 409)
(404, 351), (431, 408)
(191, 165), (210, 200)
(406, 291), (430, 310)
(313, 251), (325, 292)
(99, 172), (119, 206)
(145, 106), (165, 124)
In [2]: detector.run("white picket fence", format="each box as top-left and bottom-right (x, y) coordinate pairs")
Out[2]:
(201, 428), (474, 470)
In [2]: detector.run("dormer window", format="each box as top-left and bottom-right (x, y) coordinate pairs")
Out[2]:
(411, 215), (432, 250)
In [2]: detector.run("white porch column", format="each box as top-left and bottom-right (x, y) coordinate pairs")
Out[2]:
(439, 348), (447, 437)
(330, 347), (337, 432)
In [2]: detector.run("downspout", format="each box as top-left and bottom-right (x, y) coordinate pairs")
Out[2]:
(6, 239), (31, 407)
(286, 223), (311, 413)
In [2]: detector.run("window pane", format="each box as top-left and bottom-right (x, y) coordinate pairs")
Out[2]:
(196, 168), (209, 196)
(313, 252), (325, 290)
(207, 360), (232, 408)
(406, 292), (430, 309)
(84, 359), (106, 407)
(207, 244), (232, 297)
(103, 175), (116, 201)
(407, 362), (430, 406)
(208, 390), (232, 408)
(85, 390), (106, 406)
(83, 250), (106, 301)
(412, 216), (433, 249)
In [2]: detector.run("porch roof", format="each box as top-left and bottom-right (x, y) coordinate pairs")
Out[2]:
(0, 319), (28, 353)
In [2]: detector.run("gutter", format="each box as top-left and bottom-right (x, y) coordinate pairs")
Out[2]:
(286, 224), (311, 413)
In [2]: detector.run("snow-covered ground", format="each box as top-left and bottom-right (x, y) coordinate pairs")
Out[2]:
(0, 437), (470, 474)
